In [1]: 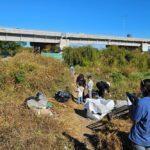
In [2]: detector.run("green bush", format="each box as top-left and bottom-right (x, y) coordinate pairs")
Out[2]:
(13, 70), (26, 84)
(111, 72), (125, 83)
(100, 46), (130, 67)
(63, 46), (99, 66)
(0, 41), (21, 56)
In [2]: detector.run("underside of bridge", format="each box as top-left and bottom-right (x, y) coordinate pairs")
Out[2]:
(30, 42), (60, 53)
(106, 45), (141, 51)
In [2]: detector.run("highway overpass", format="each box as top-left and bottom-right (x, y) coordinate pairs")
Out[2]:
(0, 27), (150, 51)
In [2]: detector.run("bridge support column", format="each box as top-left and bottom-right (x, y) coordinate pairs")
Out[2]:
(142, 43), (150, 52)
(59, 39), (70, 50)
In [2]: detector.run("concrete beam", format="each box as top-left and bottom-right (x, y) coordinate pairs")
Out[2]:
(0, 27), (150, 52)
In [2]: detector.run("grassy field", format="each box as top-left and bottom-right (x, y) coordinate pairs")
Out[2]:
(0, 52), (72, 104)
(0, 52), (75, 149)
(0, 48), (149, 149)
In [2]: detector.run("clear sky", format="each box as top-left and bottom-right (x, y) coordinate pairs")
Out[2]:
(0, 0), (150, 38)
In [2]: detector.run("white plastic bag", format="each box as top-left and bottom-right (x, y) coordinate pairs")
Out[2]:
(84, 98), (115, 120)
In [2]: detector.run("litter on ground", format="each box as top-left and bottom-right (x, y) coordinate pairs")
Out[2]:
(26, 92), (53, 116)
(84, 97), (132, 120)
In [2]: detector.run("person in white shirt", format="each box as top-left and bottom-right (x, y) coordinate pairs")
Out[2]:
(87, 75), (94, 98)
(77, 83), (84, 104)
(70, 65), (75, 77)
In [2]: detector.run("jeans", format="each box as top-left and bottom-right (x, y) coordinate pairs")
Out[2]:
(77, 97), (83, 104)
(133, 143), (150, 150)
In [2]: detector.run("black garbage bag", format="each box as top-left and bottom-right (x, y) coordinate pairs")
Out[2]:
(55, 91), (71, 103)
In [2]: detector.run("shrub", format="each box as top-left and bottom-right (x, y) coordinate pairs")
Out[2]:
(100, 46), (130, 67)
(63, 46), (99, 66)
(0, 41), (21, 56)
(13, 70), (26, 84)
(111, 72), (125, 83)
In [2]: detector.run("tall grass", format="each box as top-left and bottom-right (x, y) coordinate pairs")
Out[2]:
(0, 52), (72, 103)
(0, 52), (74, 149)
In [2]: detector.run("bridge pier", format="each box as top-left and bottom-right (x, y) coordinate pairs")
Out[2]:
(59, 39), (70, 50)
(142, 43), (150, 52)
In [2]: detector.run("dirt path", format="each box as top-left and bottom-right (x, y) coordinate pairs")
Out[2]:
(64, 75), (94, 141)
(49, 75), (96, 149)
(49, 98), (94, 142)
(61, 102), (94, 141)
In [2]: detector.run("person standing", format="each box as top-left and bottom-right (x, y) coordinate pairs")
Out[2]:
(70, 65), (75, 77)
(76, 74), (86, 88)
(76, 83), (84, 104)
(129, 79), (150, 150)
(76, 74), (86, 99)
(87, 75), (94, 98)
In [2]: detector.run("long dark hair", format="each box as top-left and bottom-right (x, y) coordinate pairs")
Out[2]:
(141, 79), (150, 97)
(76, 74), (86, 87)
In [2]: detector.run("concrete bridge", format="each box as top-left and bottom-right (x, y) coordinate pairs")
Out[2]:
(0, 27), (150, 51)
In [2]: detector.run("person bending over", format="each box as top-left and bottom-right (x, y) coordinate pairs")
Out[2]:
(96, 81), (110, 98)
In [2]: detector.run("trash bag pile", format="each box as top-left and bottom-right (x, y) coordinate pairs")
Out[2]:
(55, 91), (71, 103)
(26, 92), (53, 116)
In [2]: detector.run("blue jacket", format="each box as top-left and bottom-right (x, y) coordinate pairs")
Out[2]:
(129, 97), (150, 146)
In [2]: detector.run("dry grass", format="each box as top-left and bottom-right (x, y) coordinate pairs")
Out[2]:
(0, 103), (73, 150)
(0, 51), (149, 149)
(92, 119), (132, 150)
(0, 52), (74, 149)
(0, 52), (72, 104)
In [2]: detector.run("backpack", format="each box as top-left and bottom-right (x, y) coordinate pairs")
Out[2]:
(55, 91), (71, 103)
